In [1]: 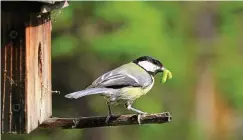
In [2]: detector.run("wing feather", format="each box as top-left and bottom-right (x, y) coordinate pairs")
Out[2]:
(87, 64), (143, 89)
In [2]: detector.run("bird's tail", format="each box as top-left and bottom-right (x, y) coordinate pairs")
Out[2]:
(64, 88), (114, 99)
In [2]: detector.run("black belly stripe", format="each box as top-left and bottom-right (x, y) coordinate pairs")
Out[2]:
(105, 85), (140, 89)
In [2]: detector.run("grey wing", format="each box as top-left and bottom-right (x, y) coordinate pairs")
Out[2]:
(87, 69), (141, 89)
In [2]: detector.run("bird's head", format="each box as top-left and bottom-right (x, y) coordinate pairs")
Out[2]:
(133, 56), (172, 83)
(133, 56), (165, 75)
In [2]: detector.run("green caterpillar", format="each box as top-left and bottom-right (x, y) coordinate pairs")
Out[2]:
(161, 69), (173, 84)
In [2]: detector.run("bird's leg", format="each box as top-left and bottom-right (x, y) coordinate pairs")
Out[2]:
(125, 102), (147, 125)
(105, 101), (113, 125)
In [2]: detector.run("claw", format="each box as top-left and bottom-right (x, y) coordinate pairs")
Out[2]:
(137, 114), (142, 125)
(137, 112), (147, 125)
(105, 114), (114, 126)
(72, 118), (80, 128)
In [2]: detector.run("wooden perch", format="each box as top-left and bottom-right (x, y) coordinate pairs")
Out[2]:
(39, 112), (172, 129)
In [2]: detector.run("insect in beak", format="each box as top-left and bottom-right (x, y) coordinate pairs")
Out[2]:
(160, 67), (172, 84)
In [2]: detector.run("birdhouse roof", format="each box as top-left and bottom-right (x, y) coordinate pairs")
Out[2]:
(37, 0), (66, 4)
(2, 0), (69, 13)
(38, 0), (69, 13)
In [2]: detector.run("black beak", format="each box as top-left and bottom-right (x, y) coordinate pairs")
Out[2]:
(155, 67), (164, 74)
(159, 67), (165, 72)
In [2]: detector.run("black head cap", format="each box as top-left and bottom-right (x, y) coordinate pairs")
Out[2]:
(133, 56), (163, 67)
(133, 56), (164, 75)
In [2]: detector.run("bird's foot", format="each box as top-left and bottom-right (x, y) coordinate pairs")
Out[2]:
(137, 112), (148, 125)
(72, 117), (81, 128)
(105, 114), (114, 126)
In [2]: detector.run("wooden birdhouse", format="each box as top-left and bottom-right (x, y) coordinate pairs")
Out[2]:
(1, 1), (68, 134)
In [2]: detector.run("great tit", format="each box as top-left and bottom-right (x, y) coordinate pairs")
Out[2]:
(65, 56), (171, 124)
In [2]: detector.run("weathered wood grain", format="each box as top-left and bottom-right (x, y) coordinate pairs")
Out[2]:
(25, 13), (52, 133)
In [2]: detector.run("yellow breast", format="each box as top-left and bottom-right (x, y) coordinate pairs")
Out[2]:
(143, 76), (154, 94)
(117, 77), (154, 102)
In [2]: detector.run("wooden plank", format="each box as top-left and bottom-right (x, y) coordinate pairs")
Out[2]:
(25, 13), (52, 133)
(1, 25), (8, 133)
(1, 12), (26, 134)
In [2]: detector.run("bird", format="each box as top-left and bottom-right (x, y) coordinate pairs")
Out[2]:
(65, 56), (172, 125)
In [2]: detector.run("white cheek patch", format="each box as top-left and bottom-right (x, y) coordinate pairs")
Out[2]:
(138, 61), (160, 72)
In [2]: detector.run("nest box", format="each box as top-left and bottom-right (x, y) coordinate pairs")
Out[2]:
(1, 1), (68, 134)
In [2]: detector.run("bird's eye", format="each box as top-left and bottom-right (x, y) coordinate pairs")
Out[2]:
(154, 61), (162, 68)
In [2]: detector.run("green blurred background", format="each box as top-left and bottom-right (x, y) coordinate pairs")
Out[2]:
(3, 1), (243, 140)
